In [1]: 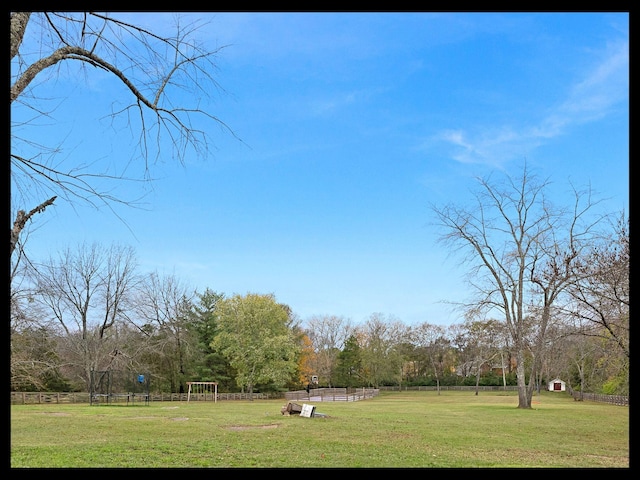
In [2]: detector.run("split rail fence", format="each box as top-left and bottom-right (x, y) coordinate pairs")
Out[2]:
(10, 391), (282, 405)
(11, 386), (627, 406)
(285, 387), (379, 402)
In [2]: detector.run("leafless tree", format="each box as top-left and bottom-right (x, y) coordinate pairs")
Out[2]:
(10, 229), (62, 390)
(566, 211), (629, 358)
(554, 322), (604, 399)
(432, 164), (608, 408)
(29, 242), (139, 389)
(10, 12), (236, 258)
(10, 283), (67, 391)
(304, 314), (354, 387)
(133, 271), (196, 393)
(10, 325), (64, 391)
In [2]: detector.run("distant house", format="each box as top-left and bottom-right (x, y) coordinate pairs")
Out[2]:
(548, 378), (566, 392)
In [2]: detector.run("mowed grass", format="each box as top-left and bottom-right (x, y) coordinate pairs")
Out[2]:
(11, 390), (628, 468)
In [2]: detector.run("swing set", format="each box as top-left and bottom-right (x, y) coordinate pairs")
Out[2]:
(186, 382), (218, 402)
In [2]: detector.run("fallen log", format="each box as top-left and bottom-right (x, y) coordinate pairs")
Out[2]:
(281, 401), (303, 415)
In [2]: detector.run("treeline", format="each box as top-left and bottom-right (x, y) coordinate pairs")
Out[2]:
(10, 231), (628, 397)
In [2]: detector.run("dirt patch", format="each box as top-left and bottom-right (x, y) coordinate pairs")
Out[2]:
(41, 412), (71, 416)
(170, 417), (189, 421)
(225, 424), (279, 431)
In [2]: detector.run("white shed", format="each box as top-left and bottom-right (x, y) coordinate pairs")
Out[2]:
(548, 378), (566, 392)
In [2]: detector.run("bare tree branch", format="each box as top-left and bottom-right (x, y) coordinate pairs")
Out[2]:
(10, 12), (240, 259)
(10, 196), (57, 257)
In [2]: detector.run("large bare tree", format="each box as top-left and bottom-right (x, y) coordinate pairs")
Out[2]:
(29, 242), (139, 390)
(432, 165), (608, 408)
(10, 12), (235, 258)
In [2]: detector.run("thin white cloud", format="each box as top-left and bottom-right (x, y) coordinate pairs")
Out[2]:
(432, 38), (628, 167)
(310, 92), (357, 116)
(433, 126), (531, 168)
(308, 88), (388, 117)
(542, 39), (629, 129)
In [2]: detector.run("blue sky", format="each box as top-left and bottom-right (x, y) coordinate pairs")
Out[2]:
(12, 12), (629, 326)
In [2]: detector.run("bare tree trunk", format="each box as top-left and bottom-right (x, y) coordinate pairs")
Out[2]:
(515, 349), (530, 409)
(10, 197), (56, 257)
(10, 12), (31, 60)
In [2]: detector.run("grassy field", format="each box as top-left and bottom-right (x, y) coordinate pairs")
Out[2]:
(10, 390), (629, 468)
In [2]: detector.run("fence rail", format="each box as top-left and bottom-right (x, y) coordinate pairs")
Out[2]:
(11, 386), (627, 406)
(10, 391), (284, 405)
(380, 385), (628, 406)
(379, 385), (519, 392)
(285, 387), (379, 402)
(567, 388), (629, 406)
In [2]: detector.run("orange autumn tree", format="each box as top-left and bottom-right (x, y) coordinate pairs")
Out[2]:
(297, 333), (316, 387)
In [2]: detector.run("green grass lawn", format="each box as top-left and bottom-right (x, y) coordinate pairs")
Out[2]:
(10, 390), (629, 468)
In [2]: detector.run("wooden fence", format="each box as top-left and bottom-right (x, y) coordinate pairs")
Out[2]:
(379, 385), (519, 392)
(380, 385), (628, 406)
(10, 391), (284, 405)
(11, 392), (92, 405)
(566, 387), (629, 406)
(285, 387), (379, 402)
(11, 386), (627, 406)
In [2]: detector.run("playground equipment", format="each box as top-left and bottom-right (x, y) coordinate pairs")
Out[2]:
(186, 382), (218, 402)
(90, 370), (150, 405)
